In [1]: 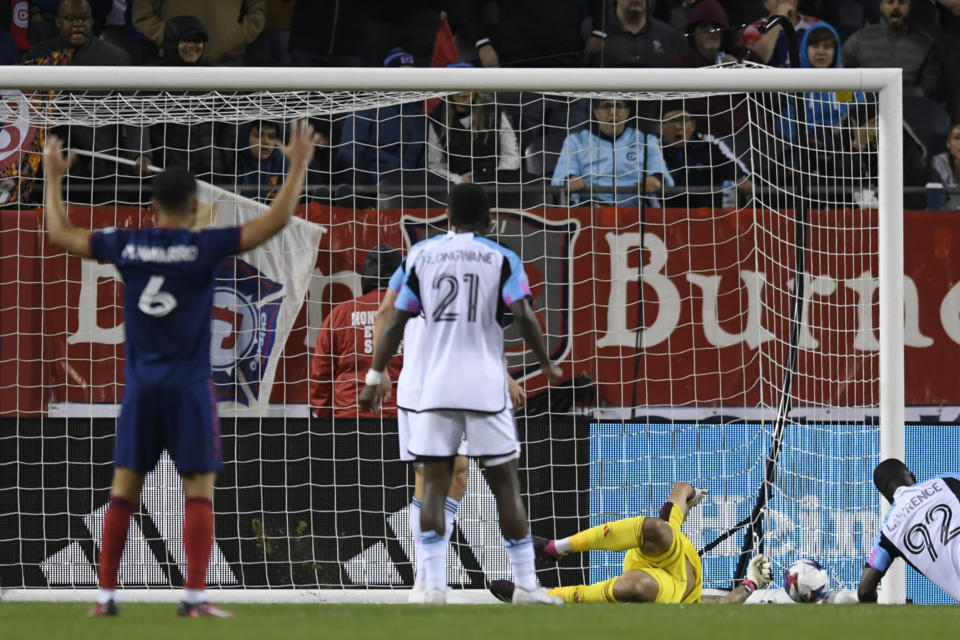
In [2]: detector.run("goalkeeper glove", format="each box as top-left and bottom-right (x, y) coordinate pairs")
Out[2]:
(744, 554), (772, 592)
(687, 487), (709, 509)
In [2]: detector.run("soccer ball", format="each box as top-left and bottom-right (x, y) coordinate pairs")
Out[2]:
(783, 559), (829, 603)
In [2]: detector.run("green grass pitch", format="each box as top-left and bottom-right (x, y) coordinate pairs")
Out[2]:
(3, 602), (960, 640)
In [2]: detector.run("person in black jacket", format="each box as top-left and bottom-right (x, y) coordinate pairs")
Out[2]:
(659, 106), (752, 209)
(148, 15), (234, 182)
(461, 0), (604, 67)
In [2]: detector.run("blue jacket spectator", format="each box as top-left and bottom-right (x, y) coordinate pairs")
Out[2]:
(335, 48), (426, 186)
(551, 99), (673, 206)
(775, 21), (866, 145)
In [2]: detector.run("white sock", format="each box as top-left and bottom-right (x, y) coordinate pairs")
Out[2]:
(503, 535), (538, 591)
(410, 498), (423, 586)
(183, 588), (205, 605)
(96, 588), (116, 605)
(555, 537), (572, 555)
(443, 497), (459, 543)
(419, 530), (447, 592)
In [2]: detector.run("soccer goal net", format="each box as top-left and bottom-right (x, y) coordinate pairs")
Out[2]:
(0, 65), (908, 603)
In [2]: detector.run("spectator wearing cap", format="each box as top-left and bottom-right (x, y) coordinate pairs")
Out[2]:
(427, 75), (520, 186)
(669, 0), (742, 67)
(310, 245), (405, 419)
(843, 0), (940, 99)
(335, 48), (427, 204)
(591, 0), (686, 68)
(666, 0), (751, 138)
(132, 0), (266, 66)
(659, 106), (752, 208)
(148, 15), (233, 182)
(551, 98), (673, 206)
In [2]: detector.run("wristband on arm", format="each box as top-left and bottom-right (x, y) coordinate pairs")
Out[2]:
(364, 369), (383, 387)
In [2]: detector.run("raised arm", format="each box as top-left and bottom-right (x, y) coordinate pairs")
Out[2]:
(239, 120), (319, 252)
(43, 136), (92, 258)
(508, 297), (562, 383)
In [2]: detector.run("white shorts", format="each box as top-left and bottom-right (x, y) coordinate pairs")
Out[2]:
(407, 407), (519, 466)
(398, 408), (467, 462)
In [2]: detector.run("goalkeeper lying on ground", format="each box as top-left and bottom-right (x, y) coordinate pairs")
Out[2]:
(490, 482), (771, 604)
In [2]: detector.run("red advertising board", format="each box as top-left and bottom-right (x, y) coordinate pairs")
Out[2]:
(3, 204), (959, 415)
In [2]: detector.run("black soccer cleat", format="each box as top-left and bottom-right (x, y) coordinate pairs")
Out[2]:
(533, 535), (562, 563)
(489, 579), (516, 604)
(88, 600), (118, 617)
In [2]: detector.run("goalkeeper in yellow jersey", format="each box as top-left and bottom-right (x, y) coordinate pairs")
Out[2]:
(490, 482), (771, 604)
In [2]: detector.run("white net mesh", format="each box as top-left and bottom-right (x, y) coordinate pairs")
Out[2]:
(0, 67), (899, 599)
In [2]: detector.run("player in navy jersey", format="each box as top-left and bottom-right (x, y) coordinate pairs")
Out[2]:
(42, 120), (320, 618)
(858, 459), (960, 603)
(359, 183), (563, 604)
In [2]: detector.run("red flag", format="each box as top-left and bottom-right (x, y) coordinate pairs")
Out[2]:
(430, 13), (459, 68)
(427, 13), (460, 114)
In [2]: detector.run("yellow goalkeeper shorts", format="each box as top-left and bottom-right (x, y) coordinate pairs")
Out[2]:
(622, 505), (702, 603)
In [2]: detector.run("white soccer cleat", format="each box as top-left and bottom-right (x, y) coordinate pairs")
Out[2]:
(408, 582), (426, 604)
(423, 588), (447, 605)
(511, 586), (564, 605)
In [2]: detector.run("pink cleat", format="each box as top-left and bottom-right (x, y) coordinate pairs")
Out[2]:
(177, 601), (234, 618)
(533, 535), (564, 562)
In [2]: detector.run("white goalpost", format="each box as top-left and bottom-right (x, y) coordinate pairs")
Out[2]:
(0, 65), (905, 604)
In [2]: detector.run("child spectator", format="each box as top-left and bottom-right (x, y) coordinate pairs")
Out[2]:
(236, 120), (286, 202)
(775, 21), (866, 146)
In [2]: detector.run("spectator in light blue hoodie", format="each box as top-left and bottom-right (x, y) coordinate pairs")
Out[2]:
(775, 21), (866, 148)
(551, 98), (673, 206)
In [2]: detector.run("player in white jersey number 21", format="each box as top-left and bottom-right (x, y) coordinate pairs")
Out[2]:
(859, 458), (960, 602)
(359, 183), (563, 605)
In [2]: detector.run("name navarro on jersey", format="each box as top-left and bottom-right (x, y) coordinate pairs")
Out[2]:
(121, 242), (199, 263)
(418, 249), (495, 266)
(884, 480), (944, 533)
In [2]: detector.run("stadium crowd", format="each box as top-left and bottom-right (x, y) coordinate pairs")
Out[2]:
(5, 0), (960, 210)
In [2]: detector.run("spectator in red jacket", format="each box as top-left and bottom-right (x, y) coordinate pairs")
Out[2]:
(310, 244), (404, 418)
